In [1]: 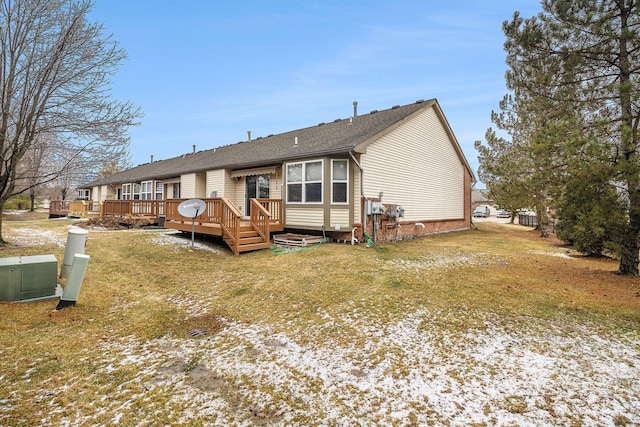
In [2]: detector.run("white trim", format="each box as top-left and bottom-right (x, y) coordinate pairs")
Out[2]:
(331, 159), (349, 205)
(154, 181), (164, 200)
(141, 180), (153, 200)
(285, 159), (323, 204)
(121, 183), (131, 200)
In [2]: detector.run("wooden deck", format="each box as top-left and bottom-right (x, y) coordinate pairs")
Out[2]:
(49, 198), (283, 254)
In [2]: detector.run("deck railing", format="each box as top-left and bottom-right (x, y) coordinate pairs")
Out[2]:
(69, 200), (102, 216)
(49, 197), (282, 254)
(165, 198), (223, 223)
(256, 198), (282, 225)
(49, 200), (70, 216)
(102, 200), (164, 217)
(220, 198), (242, 254)
(250, 199), (271, 241)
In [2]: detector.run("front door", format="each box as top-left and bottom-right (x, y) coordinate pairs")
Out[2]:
(245, 175), (270, 216)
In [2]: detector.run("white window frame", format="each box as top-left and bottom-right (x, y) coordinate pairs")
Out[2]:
(331, 159), (349, 205)
(155, 181), (164, 200)
(141, 181), (153, 200)
(286, 159), (323, 204)
(122, 183), (131, 200)
(77, 189), (90, 200)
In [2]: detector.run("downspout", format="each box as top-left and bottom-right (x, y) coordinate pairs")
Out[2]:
(349, 151), (366, 236)
(470, 179), (478, 230)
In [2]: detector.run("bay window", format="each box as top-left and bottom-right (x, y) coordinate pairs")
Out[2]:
(287, 160), (323, 203)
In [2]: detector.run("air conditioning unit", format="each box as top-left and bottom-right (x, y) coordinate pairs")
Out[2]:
(0, 255), (58, 302)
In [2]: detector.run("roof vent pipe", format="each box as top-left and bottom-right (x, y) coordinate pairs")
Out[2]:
(353, 101), (358, 118)
(247, 130), (251, 142)
(294, 136), (298, 147)
(150, 155), (153, 163)
(192, 144), (196, 153)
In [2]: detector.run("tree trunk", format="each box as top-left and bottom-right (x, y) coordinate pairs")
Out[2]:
(616, 4), (639, 276)
(618, 189), (640, 276)
(30, 191), (36, 212)
(0, 203), (5, 244)
(536, 208), (550, 238)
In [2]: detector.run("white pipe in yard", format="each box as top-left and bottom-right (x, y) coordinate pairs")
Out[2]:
(60, 228), (88, 279)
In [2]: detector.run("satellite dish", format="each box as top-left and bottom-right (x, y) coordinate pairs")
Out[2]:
(178, 199), (206, 218)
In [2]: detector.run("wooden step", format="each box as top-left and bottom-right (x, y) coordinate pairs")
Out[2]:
(223, 224), (272, 254)
(238, 236), (265, 245)
(235, 242), (271, 253)
(239, 230), (259, 238)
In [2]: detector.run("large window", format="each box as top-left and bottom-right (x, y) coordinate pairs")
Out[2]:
(77, 189), (90, 200)
(287, 160), (323, 203)
(155, 181), (164, 200)
(122, 184), (131, 200)
(133, 183), (141, 200)
(331, 160), (348, 204)
(141, 181), (153, 200)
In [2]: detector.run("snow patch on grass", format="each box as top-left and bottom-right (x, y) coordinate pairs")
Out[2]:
(384, 253), (508, 270)
(4, 227), (66, 247)
(533, 250), (575, 259)
(40, 309), (640, 426)
(151, 231), (225, 254)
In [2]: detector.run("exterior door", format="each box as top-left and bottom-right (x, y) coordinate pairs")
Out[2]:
(245, 175), (270, 216)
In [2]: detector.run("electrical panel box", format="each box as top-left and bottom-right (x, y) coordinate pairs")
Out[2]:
(0, 255), (58, 302)
(371, 201), (385, 215)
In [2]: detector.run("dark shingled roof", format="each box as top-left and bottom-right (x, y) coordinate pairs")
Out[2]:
(85, 99), (444, 187)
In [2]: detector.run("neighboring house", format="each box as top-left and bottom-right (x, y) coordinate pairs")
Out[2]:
(81, 99), (475, 243)
(472, 189), (494, 208)
(471, 189), (496, 217)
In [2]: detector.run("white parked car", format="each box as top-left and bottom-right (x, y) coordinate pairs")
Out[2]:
(473, 206), (490, 218)
(496, 209), (511, 218)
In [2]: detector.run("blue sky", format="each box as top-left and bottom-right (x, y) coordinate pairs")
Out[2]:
(90, 1), (542, 182)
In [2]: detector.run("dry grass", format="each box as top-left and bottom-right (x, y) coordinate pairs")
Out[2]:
(1, 215), (639, 426)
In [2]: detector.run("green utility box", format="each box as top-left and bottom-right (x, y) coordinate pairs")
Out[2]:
(0, 255), (58, 302)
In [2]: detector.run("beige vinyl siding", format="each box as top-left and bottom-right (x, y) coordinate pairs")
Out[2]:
(361, 107), (464, 221)
(232, 178), (244, 214)
(181, 172), (207, 199)
(91, 185), (113, 201)
(271, 169), (283, 200)
(285, 208), (324, 227)
(180, 173), (196, 198)
(206, 169), (226, 198)
(195, 172), (206, 198)
(100, 185), (115, 200)
(353, 165), (361, 223)
(330, 209), (351, 230)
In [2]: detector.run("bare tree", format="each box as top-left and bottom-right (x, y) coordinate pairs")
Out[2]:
(0, 0), (142, 242)
(15, 132), (53, 210)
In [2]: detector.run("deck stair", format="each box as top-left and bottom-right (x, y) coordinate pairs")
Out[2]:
(225, 224), (271, 253)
